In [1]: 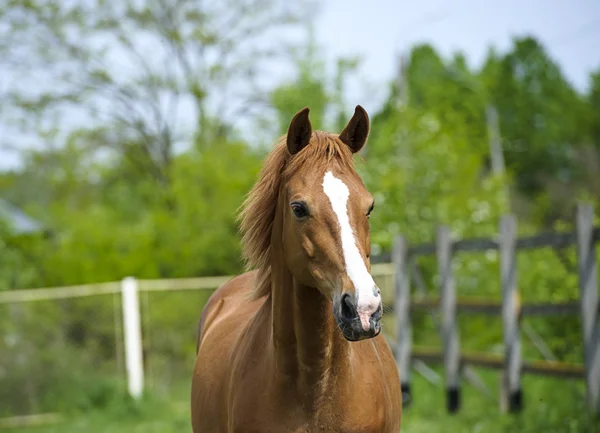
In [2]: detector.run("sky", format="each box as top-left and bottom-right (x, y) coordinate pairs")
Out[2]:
(314, 0), (600, 116)
(0, 0), (599, 170)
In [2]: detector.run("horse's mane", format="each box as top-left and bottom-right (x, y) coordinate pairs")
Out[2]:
(238, 131), (355, 300)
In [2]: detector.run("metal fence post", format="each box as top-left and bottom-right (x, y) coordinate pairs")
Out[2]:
(121, 276), (144, 399)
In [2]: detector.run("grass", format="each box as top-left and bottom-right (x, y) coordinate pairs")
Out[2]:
(401, 369), (600, 433)
(3, 370), (600, 433)
(2, 392), (190, 433)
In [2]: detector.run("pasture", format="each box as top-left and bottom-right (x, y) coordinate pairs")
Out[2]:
(2, 372), (596, 433)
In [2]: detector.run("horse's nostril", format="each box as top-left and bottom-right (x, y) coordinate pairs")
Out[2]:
(341, 293), (356, 321)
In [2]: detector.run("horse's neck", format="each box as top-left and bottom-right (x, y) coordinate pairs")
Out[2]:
(269, 261), (350, 404)
(266, 194), (351, 405)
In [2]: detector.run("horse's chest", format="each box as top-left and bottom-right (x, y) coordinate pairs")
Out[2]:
(230, 390), (389, 433)
(316, 395), (388, 433)
(228, 342), (400, 432)
(231, 409), (386, 433)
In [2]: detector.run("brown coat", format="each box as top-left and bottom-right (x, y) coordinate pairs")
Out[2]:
(191, 106), (402, 432)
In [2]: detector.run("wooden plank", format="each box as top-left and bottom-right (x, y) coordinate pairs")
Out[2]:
(404, 237), (499, 256)
(499, 214), (523, 412)
(454, 237), (498, 252)
(408, 346), (585, 379)
(0, 282), (121, 304)
(522, 360), (585, 379)
(411, 346), (444, 363)
(371, 252), (392, 263)
(516, 231), (575, 250)
(409, 242), (436, 256)
(412, 297), (501, 315)
(521, 302), (582, 316)
(409, 347), (505, 370)
(463, 354), (585, 379)
(396, 227), (600, 259)
(576, 203), (600, 415)
(393, 235), (412, 407)
(437, 226), (461, 413)
(405, 298), (586, 316)
(462, 352), (504, 370)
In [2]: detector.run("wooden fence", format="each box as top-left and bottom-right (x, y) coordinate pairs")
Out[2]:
(392, 203), (600, 416)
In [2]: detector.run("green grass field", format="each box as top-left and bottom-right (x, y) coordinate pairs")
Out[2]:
(4, 368), (599, 433)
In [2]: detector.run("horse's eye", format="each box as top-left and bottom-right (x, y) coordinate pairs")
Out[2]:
(291, 202), (309, 219)
(367, 202), (375, 218)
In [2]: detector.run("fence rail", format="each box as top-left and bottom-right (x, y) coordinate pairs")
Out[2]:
(393, 203), (600, 416)
(385, 342), (587, 380)
(374, 227), (600, 262)
(0, 263), (395, 304)
(0, 282), (121, 303)
(397, 297), (589, 316)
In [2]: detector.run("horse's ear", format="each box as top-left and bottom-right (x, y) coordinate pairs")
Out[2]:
(286, 107), (312, 155)
(339, 105), (370, 153)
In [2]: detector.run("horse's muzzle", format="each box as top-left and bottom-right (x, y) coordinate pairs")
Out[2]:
(333, 292), (383, 341)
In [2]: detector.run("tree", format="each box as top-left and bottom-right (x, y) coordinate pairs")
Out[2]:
(0, 0), (308, 187)
(588, 69), (600, 149)
(268, 26), (361, 138)
(270, 30), (329, 135)
(480, 36), (588, 199)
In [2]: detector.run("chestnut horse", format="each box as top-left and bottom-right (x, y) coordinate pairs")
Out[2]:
(191, 106), (402, 432)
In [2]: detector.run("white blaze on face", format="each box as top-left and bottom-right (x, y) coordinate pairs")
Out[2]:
(322, 171), (380, 331)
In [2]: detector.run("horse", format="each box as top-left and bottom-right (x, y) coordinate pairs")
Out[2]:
(191, 105), (402, 432)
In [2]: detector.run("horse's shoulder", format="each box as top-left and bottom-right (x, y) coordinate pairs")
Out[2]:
(214, 270), (259, 299)
(196, 270), (260, 349)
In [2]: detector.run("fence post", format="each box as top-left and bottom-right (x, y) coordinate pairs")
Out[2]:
(121, 276), (144, 400)
(437, 226), (460, 413)
(393, 235), (412, 407)
(575, 204), (600, 416)
(499, 214), (522, 413)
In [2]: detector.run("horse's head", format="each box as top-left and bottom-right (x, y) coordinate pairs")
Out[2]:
(282, 106), (381, 341)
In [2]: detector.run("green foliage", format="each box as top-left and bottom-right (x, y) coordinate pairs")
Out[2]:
(270, 28), (361, 136)
(589, 70), (600, 148)
(481, 37), (590, 205)
(35, 139), (261, 284)
(271, 36), (329, 133)
(0, 298), (122, 417)
(361, 105), (507, 250)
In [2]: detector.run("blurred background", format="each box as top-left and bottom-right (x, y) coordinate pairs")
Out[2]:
(1, 0), (599, 432)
